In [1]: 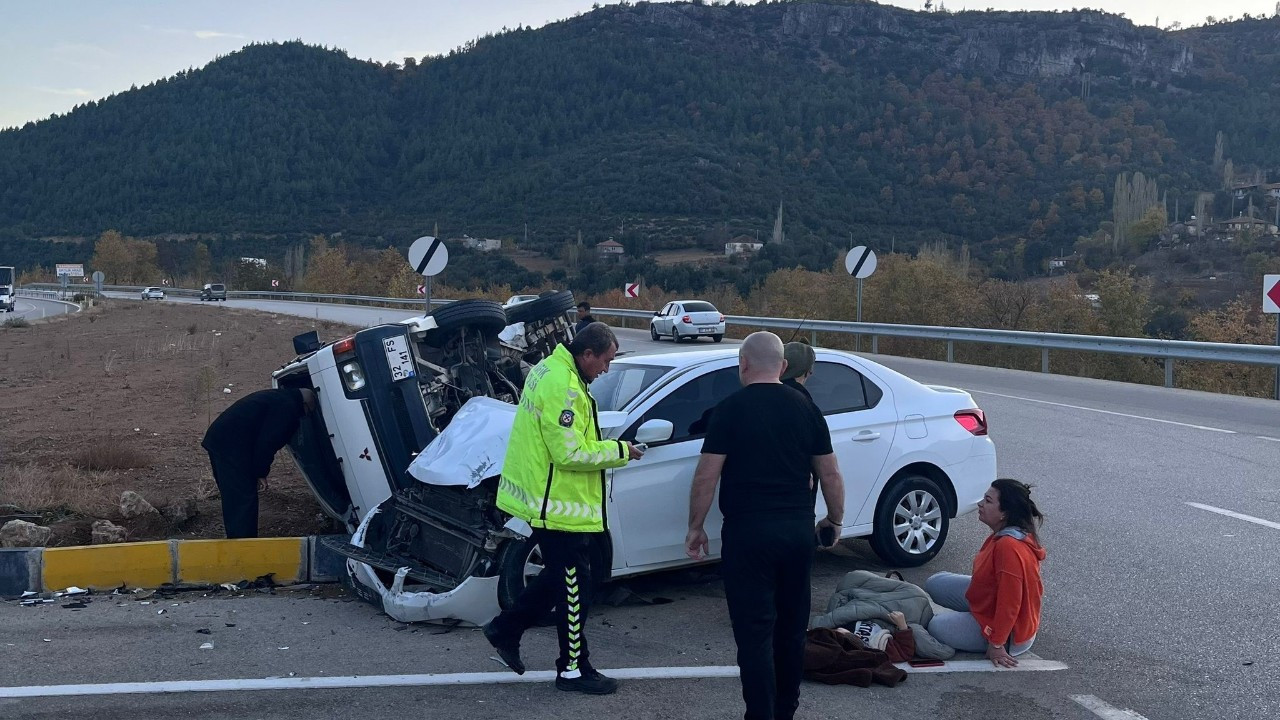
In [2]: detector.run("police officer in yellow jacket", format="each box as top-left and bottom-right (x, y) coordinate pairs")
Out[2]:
(484, 322), (643, 695)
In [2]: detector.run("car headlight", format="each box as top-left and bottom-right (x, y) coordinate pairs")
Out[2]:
(340, 361), (366, 391)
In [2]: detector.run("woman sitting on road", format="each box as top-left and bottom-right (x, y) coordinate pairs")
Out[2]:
(924, 478), (1046, 667)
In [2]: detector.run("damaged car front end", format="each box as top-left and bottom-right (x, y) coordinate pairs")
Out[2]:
(272, 292), (580, 624)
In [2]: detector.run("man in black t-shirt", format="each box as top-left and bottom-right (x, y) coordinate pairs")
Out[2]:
(686, 332), (846, 720)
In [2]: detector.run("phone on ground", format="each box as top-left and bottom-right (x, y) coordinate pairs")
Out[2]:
(908, 659), (945, 668)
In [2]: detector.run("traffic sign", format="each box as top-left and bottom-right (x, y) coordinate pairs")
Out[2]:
(1264, 275), (1280, 314)
(844, 246), (877, 279)
(271, 279), (280, 288)
(91, 271), (104, 283)
(407, 236), (449, 277)
(56, 263), (84, 278)
(624, 282), (639, 298)
(416, 284), (426, 296)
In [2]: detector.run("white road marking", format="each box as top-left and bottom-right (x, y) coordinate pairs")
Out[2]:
(1071, 694), (1152, 719)
(0, 658), (1067, 698)
(1257, 436), (1280, 444)
(1186, 502), (1280, 531)
(971, 390), (1236, 434)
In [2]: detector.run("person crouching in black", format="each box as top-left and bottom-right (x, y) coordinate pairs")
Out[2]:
(201, 387), (316, 538)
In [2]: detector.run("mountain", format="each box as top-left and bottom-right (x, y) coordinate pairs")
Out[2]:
(1, 0), (1278, 283)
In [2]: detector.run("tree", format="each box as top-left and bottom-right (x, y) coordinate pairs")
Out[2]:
(90, 230), (160, 284)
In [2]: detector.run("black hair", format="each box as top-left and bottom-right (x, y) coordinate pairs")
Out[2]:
(577, 301), (591, 311)
(992, 478), (1045, 537)
(567, 322), (616, 357)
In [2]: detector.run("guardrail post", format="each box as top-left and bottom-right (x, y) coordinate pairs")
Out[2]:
(946, 340), (954, 363)
(1041, 348), (1049, 374)
(810, 330), (817, 346)
(1164, 358), (1174, 388)
(871, 335), (878, 354)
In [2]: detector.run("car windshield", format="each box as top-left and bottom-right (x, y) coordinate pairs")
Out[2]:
(683, 301), (717, 313)
(590, 363), (671, 411)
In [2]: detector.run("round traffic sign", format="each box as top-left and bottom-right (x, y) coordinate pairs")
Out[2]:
(91, 270), (105, 283)
(844, 246), (877, 279)
(407, 236), (449, 277)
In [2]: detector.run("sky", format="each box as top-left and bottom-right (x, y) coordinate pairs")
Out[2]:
(2, 0), (1276, 131)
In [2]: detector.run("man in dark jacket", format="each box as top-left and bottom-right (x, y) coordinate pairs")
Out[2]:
(573, 302), (596, 334)
(781, 341), (816, 401)
(201, 387), (316, 538)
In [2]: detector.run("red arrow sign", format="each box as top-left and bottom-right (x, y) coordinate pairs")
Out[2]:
(1267, 279), (1280, 310)
(624, 282), (639, 298)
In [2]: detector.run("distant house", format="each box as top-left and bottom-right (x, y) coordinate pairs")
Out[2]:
(1264, 184), (1280, 199)
(725, 241), (764, 257)
(596, 239), (625, 259)
(457, 236), (502, 252)
(1221, 215), (1278, 236)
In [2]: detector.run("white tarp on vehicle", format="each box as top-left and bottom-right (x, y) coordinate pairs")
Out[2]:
(407, 396), (516, 489)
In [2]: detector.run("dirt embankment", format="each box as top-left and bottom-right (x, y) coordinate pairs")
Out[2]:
(0, 300), (358, 545)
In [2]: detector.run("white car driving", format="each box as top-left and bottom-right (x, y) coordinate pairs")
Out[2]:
(140, 287), (165, 300)
(651, 300), (726, 343)
(274, 302), (995, 626)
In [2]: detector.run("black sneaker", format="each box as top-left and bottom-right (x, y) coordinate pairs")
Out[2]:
(482, 622), (525, 675)
(556, 667), (619, 695)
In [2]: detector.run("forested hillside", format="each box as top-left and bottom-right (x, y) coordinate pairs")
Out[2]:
(1, 1), (1278, 291)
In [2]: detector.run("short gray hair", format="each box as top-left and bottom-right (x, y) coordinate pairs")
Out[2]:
(567, 321), (617, 357)
(740, 331), (784, 370)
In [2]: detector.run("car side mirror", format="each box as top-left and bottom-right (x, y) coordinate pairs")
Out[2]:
(635, 419), (674, 445)
(652, 311), (661, 317)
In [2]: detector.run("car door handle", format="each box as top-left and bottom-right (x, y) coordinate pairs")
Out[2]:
(852, 432), (881, 442)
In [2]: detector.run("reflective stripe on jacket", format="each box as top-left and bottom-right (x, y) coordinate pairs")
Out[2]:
(497, 344), (628, 532)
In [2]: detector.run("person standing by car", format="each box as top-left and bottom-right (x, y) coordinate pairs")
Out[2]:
(573, 301), (596, 334)
(781, 340), (816, 401)
(924, 478), (1046, 667)
(201, 387), (316, 538)
(686, 331), (846, 720)
(484, 322), (643, 695)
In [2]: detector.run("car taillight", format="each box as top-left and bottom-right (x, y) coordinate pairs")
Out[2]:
(719, 314), (725, 322)
(954, 409), (987, 436)
(333, 336), (355, 356)
(682, 315), (692, 324)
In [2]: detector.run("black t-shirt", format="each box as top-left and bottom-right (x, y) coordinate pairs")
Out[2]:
(701, 383), (833, 519)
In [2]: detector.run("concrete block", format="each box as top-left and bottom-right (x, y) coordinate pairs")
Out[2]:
(177, 538), (307, 586)
(0, 548), (41, 596)
(308, 535), (349, 583)
(42, 541), (174, 591)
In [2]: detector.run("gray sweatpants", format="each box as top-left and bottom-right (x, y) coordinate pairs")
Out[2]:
(924, 572), (1035, 655)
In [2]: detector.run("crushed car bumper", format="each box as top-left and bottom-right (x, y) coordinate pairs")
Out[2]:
(344, 504), (501, 626)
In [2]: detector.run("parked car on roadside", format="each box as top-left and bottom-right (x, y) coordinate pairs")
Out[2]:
(273, 294), (995, 626)
(650, 300), (726, 343)
(501, 294), (539, 309)
(200, 283), (227, 301)
(140, 287), (165, 300)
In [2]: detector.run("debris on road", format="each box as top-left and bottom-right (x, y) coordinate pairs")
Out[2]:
(199, 642), (214, 650)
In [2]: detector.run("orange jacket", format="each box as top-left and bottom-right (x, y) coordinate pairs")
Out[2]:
(964, 529), (1046, 646)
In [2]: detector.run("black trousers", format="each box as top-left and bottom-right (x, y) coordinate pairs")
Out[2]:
(722, 515), (815, 720)
(207, 451), (258, 539)
(490, 528), (599, 673)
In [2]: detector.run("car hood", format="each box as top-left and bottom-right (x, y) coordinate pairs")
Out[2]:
(407, 397), (515, 488)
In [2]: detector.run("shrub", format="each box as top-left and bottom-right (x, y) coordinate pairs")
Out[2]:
(72, 442), (153, 471)
(3, 317), (30, 329)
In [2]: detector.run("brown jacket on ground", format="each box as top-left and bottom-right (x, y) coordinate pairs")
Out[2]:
(802, 628), (908, 688)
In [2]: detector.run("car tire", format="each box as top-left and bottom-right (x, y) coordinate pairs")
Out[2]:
(496, 536), (607, 624)
(713, 334), (724, 343)
(671, 328), (680, 343)
(868, 474), (950, 568)
(650, 324), (659, 341)
(505, 290), (575, 325)
(430, 299), (509, 337)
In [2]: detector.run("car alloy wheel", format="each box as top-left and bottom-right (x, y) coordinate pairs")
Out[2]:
(869, 474), (949, 567)
(650, 324), (659, 341)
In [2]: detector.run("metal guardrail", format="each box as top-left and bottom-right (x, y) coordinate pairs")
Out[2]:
(23, 283), (1280, 396)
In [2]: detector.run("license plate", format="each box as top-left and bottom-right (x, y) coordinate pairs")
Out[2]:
(383, 335), (415, 382)
(699, 327), (716, 333)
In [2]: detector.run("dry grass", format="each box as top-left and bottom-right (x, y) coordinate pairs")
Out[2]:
(0, 463), (117, 518)
(71, 441), (153, 472)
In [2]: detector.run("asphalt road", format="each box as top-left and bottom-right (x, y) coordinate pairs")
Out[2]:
(5, 295), (1277, 719)
(5, 293), (77, 323)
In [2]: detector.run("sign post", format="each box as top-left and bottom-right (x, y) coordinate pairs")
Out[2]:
(407, 236), (449, 314)
(91, 270), (105, 296)
(844, 246), (878, 352)
(1263, 275), (1280, 400)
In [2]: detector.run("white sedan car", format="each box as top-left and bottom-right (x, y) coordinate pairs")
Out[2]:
(140, 287), (165, 300)
(651, 300), (726, 343)
(278, 305), (995, 625)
